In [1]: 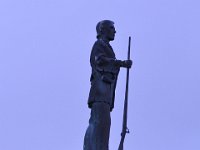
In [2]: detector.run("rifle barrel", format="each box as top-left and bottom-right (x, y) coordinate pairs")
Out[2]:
(118, 36), (131, 150)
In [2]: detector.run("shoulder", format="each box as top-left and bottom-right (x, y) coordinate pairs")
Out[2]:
(93, 40), (106, 49)
(90, 40), (104, 60)
(91, 40), (106, 54)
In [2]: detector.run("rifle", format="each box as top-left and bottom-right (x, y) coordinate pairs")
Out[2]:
(118, 36), (131, 150)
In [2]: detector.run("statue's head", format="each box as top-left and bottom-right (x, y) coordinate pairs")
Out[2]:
(96, 20), (116, 41)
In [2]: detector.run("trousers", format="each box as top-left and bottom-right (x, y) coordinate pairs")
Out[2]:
(83, 102), (111, 150)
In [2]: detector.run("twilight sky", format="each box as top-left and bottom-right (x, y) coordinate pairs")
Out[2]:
(0, 0), (200, 150)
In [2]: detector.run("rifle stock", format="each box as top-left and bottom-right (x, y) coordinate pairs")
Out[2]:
(118, 36), (131, 150)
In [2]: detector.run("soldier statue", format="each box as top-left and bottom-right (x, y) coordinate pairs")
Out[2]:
(83, 20), (132, 150)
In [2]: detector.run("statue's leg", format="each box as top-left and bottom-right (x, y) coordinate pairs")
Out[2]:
(84, 102), (111, 150)
(84, 111), (94, 150)
(83, 126), (90, 150)
(91, 102), (111, 150)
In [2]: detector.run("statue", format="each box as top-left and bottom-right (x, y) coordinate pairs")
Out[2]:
(83, 20), (132, 150)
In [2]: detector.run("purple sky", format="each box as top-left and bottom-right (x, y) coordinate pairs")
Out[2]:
(0, 0), (200, 150)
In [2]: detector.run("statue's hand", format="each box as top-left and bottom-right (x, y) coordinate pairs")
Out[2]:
(122, 60), (132, 68)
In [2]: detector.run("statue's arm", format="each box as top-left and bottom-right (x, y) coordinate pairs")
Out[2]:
(95, 54), (131, 68)
(92, 42), (132, 69)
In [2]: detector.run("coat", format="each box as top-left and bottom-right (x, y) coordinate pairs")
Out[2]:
(88, 39), (120, 111)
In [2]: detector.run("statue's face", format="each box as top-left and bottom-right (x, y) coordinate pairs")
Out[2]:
(102, 22), (116, 41)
